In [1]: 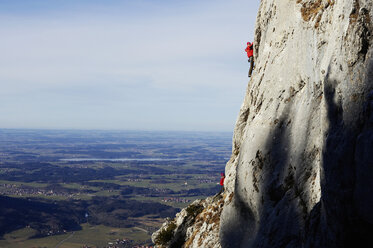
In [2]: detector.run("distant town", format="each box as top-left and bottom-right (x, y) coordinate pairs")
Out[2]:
(0, 129), (231, 247)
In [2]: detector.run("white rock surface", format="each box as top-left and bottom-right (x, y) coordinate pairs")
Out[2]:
(220, 0), (373, 247)
(153, 0), (373, 247)
(152, 196), (223, 248)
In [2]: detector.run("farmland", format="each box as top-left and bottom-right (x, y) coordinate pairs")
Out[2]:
(0, 129), (231, 247)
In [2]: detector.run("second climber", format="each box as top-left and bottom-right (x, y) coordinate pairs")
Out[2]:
(245, 42), (254, 77)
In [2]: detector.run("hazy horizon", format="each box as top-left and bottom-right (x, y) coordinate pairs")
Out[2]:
(0, 127), (233, 135)
(0, 0), (260, 132)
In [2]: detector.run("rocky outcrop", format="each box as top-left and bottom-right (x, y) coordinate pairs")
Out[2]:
(153, 0), (373, 247)
(152, 196), (224, 248)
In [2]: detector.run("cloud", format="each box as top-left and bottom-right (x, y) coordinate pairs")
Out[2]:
(0, 0), (260, 131)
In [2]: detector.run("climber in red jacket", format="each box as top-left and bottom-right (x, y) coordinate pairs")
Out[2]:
(218, 172), (225, 195)
(245, 42), (254, 77)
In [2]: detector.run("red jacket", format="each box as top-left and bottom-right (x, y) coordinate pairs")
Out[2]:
(220, 176), (225, 186)
(245, 42), (254, 58)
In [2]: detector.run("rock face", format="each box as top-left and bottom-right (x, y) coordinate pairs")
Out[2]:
(152, 196), (224, 248)
(221, 0), (373, 247)
(153, 0), (373, 247)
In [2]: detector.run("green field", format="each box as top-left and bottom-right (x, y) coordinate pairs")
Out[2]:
(0, 224), (150, 248)
(0, 129), (231, 247)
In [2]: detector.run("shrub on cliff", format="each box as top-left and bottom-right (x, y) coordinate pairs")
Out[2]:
(186, 204), (203, 219)
(154, 221), (177, 246)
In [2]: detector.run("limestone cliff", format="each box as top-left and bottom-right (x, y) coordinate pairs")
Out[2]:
(153, 0), (373, 247)
(152, 196), (224, 248)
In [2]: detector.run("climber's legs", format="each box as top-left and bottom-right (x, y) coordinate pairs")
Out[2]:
(249, 57), (254, 77)
(218, 186), (224, 195)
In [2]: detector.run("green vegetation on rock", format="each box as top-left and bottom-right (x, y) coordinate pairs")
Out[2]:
(154, 222), (177, 246)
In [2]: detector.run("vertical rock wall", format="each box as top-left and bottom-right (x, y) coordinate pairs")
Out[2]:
(220, 0), (373, 247)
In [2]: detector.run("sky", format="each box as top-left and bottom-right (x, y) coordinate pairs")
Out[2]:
(0, 0), (260, 132)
